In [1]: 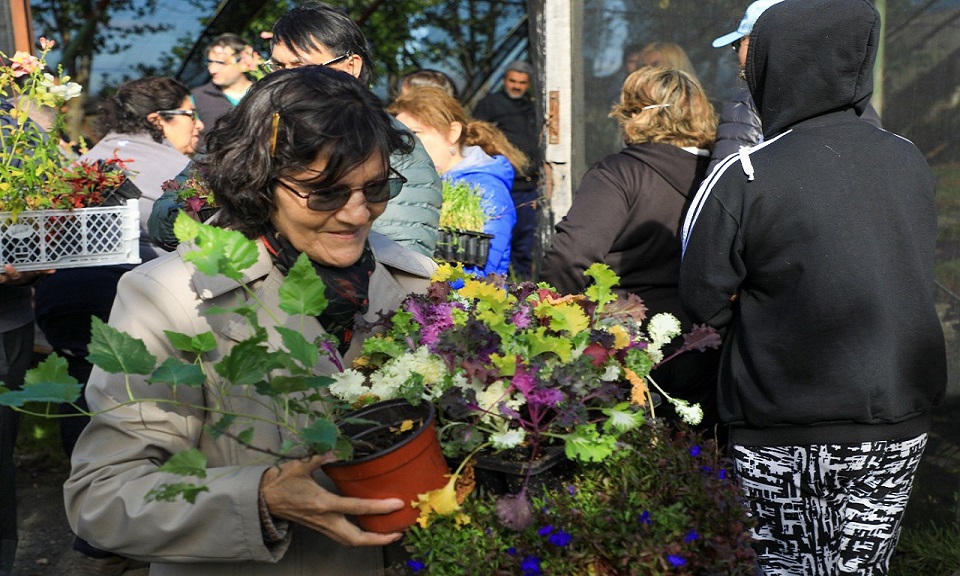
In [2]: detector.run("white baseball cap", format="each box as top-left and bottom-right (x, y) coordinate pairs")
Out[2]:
(712, 0), (787, 48)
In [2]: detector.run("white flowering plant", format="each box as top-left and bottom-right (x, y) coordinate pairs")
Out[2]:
(331, 263), (719, 474)
(0, 38), (117, 218)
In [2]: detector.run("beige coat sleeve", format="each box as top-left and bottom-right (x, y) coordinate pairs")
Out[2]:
(62, 253), (288, 565)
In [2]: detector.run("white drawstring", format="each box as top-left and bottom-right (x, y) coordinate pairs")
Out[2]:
(738, 146), (755, 181)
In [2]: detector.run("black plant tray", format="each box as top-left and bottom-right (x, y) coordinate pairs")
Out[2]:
(468, 445), (575, 497)
(433, 228), (493, 269)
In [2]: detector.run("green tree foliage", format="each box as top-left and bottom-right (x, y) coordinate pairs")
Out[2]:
(407, 0), (527, 100)
(30, 0), (176, 137)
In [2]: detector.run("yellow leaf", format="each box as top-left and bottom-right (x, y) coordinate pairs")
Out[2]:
(399, 419), (414, 433)
(533, 300), (589, 334)
(607, 324), (631, 350)
(624, 368), (649, 406)
(411, 473), (462, 528)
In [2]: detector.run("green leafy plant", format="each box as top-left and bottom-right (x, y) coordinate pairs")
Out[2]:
(0, 38), (94, 217)
(889, 521), (960, 575)
(438, 178), (487, 232)
(0, 213), (359, 501)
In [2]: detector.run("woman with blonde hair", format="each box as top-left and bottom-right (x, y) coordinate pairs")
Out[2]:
(542, 66), (724, 442)
(389, 86), (524, 276)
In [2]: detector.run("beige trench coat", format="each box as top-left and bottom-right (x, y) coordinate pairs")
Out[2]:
(63, 232), (436, 575)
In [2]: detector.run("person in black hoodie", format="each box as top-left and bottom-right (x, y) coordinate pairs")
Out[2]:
(542, 66), (722, 442)
(680, 0), (946, 573)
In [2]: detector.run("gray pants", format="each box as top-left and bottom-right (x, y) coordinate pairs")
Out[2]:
(733, 434), (927, 576)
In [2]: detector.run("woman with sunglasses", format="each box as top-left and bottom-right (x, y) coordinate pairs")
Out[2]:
(63, 66), (437, 575)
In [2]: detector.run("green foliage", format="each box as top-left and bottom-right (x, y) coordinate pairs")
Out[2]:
(889, 521), (960, 575)
(0, 212), (359, 504)
(404, 423), (757, 575)
(150, 357), (206, 388)
(278, 254), (329, 317)
(177, 216), (260, 281)
(409, 0), (527, 94)
(439, 178), (487, 232)
(0, 42), (86, 216)
(88, 317), (157, 375)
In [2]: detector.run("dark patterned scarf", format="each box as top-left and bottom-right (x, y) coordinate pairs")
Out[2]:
(261, 226), (375, 355)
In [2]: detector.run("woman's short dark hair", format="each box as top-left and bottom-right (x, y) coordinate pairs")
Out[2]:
(271, 2), (374, 86)
(200, 66), (414, 238)
(96, 77), (191, 142)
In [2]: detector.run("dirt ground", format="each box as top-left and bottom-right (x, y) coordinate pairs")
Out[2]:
(10, 452), (79, 575)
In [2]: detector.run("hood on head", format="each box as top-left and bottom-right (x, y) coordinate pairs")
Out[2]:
(746, 0), (880, 137)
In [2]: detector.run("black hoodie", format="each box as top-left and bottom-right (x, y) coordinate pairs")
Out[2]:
(543, 142), (709, 324)
(679, 0), (946, 446)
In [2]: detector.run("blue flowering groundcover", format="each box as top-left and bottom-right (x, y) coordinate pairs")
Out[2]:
(403, 422), (757, 575)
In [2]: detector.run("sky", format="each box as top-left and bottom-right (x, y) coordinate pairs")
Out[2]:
(47, 0), (209, 94)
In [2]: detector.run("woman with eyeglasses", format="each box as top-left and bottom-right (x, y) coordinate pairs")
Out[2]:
(63, 66), (437, 575)
(31, 76), (206, 572)
(76, 76), (204, 259)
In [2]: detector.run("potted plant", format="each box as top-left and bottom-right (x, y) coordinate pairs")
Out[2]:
(0, 213), (450, 531)
(434, 179), (493, 268)
(327, 263), (718, 516)
(161, 165), (219, 223)
(0, 40), (141, 270)
(317, 265), (758, 573)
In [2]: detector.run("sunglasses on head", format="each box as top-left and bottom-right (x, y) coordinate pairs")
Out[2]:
(275, 166), (407, 211)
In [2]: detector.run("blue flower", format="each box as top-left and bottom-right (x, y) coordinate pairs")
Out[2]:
(548, 529), (572, 547)
(449, 278), (465, 290)
(668, 555), (686, 567)
(506, 547), (517, 556)
(690, 445), (701, 457)
(538, 525), (554, 536)
(719, 469), (727, 480)
(567, 485), (576, 495)
(521, 555), (541, 575)
(700, 465), (713, 475)
(407, 559), (426, 572)
(685, 530), (699, 542)
(639, 510), (651, 525)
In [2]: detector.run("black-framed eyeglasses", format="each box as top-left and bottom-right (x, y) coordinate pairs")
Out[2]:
(265, 52), (353, 73)
(275, 166), (407, 211)
(156, 109), (199, 121)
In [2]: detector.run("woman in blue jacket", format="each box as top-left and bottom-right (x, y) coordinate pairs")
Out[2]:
(390, 87), (524, 276)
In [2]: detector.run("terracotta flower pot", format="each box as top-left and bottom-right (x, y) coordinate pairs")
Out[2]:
(323, 399), (450, 533)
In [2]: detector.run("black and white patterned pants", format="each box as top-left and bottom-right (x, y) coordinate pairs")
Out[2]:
(733, 434), (927, 576)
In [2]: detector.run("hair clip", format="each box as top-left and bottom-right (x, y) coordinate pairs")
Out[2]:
(269, 112), (280, 157)
(641, 104), (671, 110)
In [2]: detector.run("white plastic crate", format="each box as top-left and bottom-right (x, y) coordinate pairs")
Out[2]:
(0, 198), (141, 272)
